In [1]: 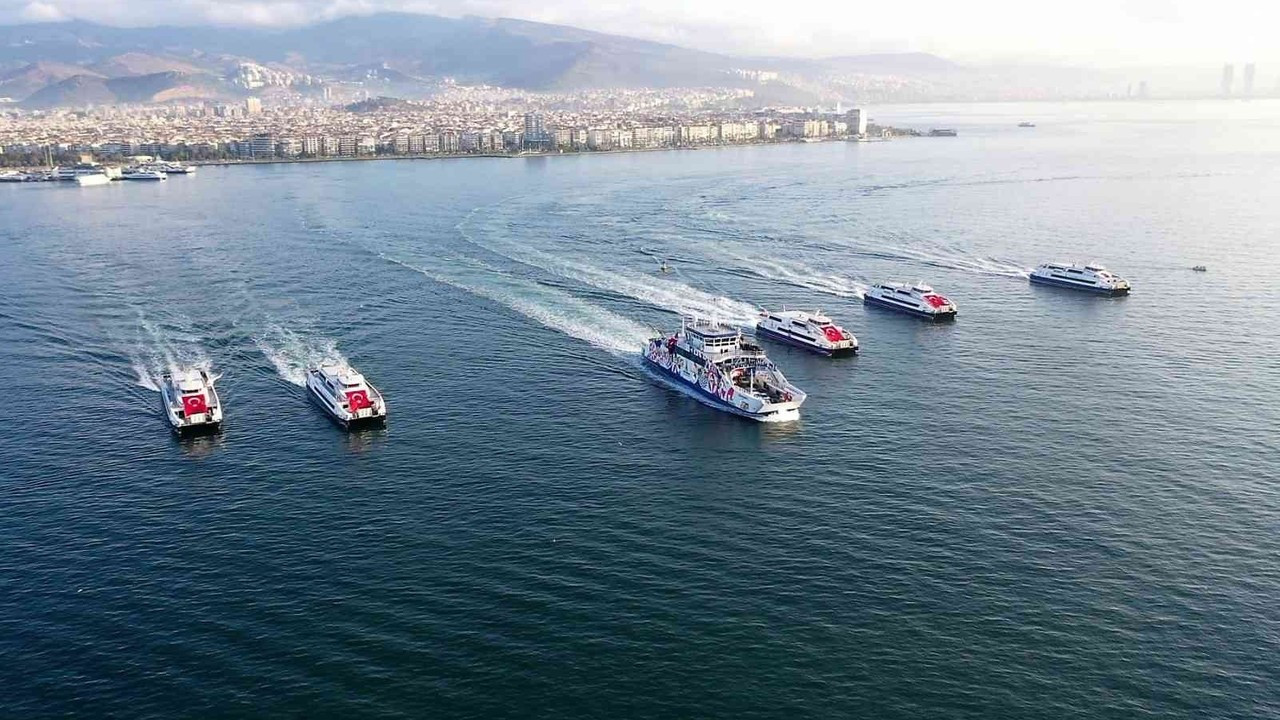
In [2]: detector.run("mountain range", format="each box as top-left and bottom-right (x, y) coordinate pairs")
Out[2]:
(0, 14), (971, 108)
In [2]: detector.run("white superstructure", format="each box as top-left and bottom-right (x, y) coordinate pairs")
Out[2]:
(863, 282), (958, 321)
(160, 368), (223, 432)
(1029, 263), (1131, 296)
(121, 167), (167, 181)
(306, 363), (387, 428)
(755, 309), (858, 356)
(643, 318), (807, 422)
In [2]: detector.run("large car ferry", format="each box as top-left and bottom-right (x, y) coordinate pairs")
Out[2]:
(755, 309), (858, 356)
(160, 368), (223, 433)
(643, 318), (807, 422)
(1029, 263), (1131, 295)
(306, 363), (388, 428)
(863, 282), (958, 321)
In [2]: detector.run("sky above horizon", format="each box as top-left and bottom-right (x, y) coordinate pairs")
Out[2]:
(1, 0), (1275, 67)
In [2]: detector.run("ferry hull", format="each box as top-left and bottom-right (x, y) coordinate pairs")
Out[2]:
(642, 354), (800, 423)
(306, 377), (387, 430)
(863, 294), (957, 321)
(754, 324), (857, 356)
(1029, 274), (1130, 296)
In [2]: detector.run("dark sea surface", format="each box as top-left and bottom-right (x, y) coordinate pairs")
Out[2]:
(2, 100), (1279, 718)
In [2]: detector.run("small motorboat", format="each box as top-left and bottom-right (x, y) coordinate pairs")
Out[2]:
(658, 260), (671, 273)
(160, 368), (223, 433)
(306, 363), (387, 428)
(1191, 265), (1207, 272)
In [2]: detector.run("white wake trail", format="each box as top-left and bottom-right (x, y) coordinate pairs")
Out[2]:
(253, 324), (347, 386)
(458, 217), (760, 326)
(129, 315), (212, 393)
(382, 254), (653, 355)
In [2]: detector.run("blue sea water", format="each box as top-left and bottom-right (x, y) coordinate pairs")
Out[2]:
(2, 100), (1279, 718)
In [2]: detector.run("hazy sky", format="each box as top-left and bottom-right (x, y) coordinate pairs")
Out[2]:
(2, 0), (1276, 67)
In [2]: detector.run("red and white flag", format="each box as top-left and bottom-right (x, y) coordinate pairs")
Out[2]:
(182, 394), (208, 416)
(346, 390), (371, 412)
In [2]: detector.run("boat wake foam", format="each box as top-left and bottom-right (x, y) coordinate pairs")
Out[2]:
(129, 315), (212, 393)
(458, 215), (760, 326)
(856, 245), (1029, 278)
(253, 324), (346, 386)
(380, 253), (653, 355)
(721, 250), (869, 299)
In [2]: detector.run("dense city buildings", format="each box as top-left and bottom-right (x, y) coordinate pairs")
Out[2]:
(0, 85), (874, 167)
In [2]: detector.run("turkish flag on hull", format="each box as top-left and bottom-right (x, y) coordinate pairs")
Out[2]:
(182, 394), (208, 416)
(346, 390), (372, 413)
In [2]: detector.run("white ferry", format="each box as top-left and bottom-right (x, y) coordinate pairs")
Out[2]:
(306, 363), (387, 428)
(643, 318), (807, 422)
(53, 163), (111, 181)
(160, 368), (223, 432)
(121, 167), (166, 181)
(863, 283), (957, 321)
(155, 162), (196, 175)
(1029, 263), (1131, 296)
(755, 309), (858, 356)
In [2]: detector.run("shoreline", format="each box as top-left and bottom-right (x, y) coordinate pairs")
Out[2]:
(2, 137), (879, 173)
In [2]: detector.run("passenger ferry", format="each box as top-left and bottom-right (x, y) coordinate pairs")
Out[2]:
(160, 368), (223, 432)
(306, 363), (387, 428)
(643, 318), (807, 422)
(1029, 263), (1131, 296)
(121, 167), (166, 181)
(755, 309), (858, 356)
(863, 283), (957, 321)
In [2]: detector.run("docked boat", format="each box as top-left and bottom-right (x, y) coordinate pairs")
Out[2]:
(160, 368), (223, 432)
(153, 162), (196, 175)
(121, 167), (166, 181)
(863, 283), (957, 321)
(73, 173), (111, 187)
(643, 317), (806, 422)
(53, 163), (112, 181)
(755, 309), (858, 356)
(0, 170), (27, 183)
(1029, 263), (1131, 296)
(305, 363), (387, 428)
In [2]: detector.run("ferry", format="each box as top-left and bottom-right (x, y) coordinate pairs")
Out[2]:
(863, 283), (957, 321)
(160, 368), (223, 433)
(121, 167), (166, 181)
(1029, 263), (1131, 296)
(755, 309), (858, 356)
(53, 163), (112, 181)
(0, 170), (27, 183)
(306, 363), (387, 428)
(928, 129), (958, 137)
(155, 162), (196, 175)
(644, 318), (807, 422)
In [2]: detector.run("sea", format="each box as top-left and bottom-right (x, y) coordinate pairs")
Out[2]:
(2, 100), (1278, 719)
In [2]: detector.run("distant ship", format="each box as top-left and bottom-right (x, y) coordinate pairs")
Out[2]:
(928, 129), (958, 137)
(121, 167), (167, 181)
(1018, 122), (1036, 128)
(643, 318), (806, 422)
(863, 283), (957, 321)
(1191, 265), (1207, 272)
(306, 363), (387, 428)
(160, 368), (223, 433)
(755, 309), (858, 356)
(1030, 263), (1131, 295)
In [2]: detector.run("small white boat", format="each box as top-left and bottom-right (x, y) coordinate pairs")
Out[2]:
(1029, 263), (1131, 296)
(863, 282), (957, 321)
(306, 363), (387, 428)
(121, 167), (167, 181)
(160, 368), (223, 432)
(0, 170), (27, 183)
(74, 173), (111, 187)
(156, 162), (196, 174)
(756, 309), (858, 356)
